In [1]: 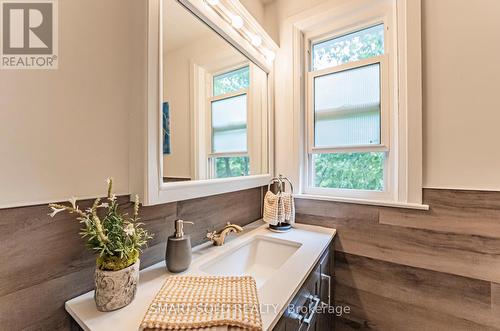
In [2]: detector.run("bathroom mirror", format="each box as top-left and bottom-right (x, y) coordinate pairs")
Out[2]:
(162, 0), (269, 183)
(130, 0), (278, 205)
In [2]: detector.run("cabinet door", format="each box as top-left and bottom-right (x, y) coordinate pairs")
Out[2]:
(271, 239), (335, 331)
(318, 246), (334, 331)
(282, 263), (321, 331)
(273, 316), (287, 331)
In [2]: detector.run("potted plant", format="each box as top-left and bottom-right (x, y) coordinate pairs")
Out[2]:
(48, 178), (153, 311)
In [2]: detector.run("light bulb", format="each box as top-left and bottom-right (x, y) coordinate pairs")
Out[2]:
(263, 49), (276, 62)
(231, 15), (244, 29)
(250, 34), (262, 47)
(206, 0), (219, 6)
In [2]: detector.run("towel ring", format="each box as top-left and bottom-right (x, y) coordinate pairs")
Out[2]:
(278, 174), (294, 194)
(267, 175), (293, 194)
(266, 174), (294, 233)
(267, 177), (283, 192)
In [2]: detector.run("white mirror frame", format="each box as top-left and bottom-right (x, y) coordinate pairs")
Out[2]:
(130, 0), (278, 205)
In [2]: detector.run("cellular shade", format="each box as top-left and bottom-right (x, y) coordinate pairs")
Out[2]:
(212, 94), (247, 153)
(314, 63), (381, 147)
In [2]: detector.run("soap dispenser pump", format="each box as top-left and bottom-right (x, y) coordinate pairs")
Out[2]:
(166, 219), (194, 273)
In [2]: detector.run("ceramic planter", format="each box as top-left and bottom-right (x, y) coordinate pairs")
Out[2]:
(94, 259), (140, 312)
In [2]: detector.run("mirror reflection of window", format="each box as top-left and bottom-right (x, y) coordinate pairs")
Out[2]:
(209, 66), (250, 179)
(161, 0), (268, 184)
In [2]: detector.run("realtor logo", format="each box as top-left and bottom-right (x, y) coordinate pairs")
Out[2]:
(1, 0), (58, 69)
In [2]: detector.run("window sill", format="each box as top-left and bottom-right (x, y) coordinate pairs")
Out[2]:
(295, 193), (429, 210)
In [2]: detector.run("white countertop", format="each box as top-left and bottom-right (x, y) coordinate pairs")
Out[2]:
(65, 221), (336, 331)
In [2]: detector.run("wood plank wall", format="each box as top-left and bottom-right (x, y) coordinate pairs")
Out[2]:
(0, 187), (262, 331)
(4, 186), (498, 331)
(296, 188), (500, 331)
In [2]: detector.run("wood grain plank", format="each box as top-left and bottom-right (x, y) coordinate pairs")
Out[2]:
(0, 198), (176, 298)
(0, 266), (95, 331)
(335, 317), (372, 331)
(335, 284), (499, 331)
(137, 216), (176, 270)
(295, 198), (379, 223)
(380, 189), (500, 237)
(297, 213), (500, 282)
(177, 187), (262, 246)
(492, 283), (500, 316)
(0, 188), (262, 330)
(139, 201), (177, 223)
(0, 200), (97, 297)
(335, 252), (500, 328)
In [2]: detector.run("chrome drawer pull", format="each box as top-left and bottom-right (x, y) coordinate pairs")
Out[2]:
(321, 273), (331, 307)
(303, 295), (321, 325)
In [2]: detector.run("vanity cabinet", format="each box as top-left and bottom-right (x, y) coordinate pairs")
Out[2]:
(67, 231), (336, 331)
(272, 239), (335, 331)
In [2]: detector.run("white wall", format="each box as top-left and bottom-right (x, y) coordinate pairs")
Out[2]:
(162, 45), (193, 179)
(0, 0), (146, 207)
(239, 0), (265, 27)
(3, 0), (499, 209)
(422, 0), (500, 190)
(269, 0), (500, 191)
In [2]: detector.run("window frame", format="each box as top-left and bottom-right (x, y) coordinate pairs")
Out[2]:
(303, 19), (394, 201)
(278, 0), (427, 209)
(206, 64), (251, 179)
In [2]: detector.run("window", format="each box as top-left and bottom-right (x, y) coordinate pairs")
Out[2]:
(208, 66), (250, 179)
(306, 23), (390, 198)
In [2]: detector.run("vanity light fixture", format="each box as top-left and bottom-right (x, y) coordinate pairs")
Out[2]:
(202, 0), (276, 64)
(263, 48), (276, 62)
(231, 14), (244, 29)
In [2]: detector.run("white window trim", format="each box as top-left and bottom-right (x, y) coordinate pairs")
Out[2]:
(305, 23), (392, 201)
(207, 66), (250, 179)
(208, 88), (249, 157)
(278, 0), (428, 210)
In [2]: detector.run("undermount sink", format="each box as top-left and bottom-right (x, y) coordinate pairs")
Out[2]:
(199, 236), (302, 287)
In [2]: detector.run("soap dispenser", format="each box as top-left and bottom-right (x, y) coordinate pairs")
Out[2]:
(166, 219), (193, 273)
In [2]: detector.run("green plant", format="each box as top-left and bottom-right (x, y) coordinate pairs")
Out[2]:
(49, 178), (153, 271)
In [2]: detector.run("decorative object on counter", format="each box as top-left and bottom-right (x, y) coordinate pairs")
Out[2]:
(166, 219), (194, 273)
(48, 178), (153, 312)
(263, 175), (295, 232)
(206, 222), (243, 246)
(94, 260), (140, 312)
(139, 276), (263, 331)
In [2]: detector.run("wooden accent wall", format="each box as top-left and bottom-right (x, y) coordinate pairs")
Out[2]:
(296, 188), (500, 331)
(0, 188), (262, 330)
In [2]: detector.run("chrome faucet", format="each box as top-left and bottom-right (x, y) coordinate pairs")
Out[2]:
(206, 222), (243, 246)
